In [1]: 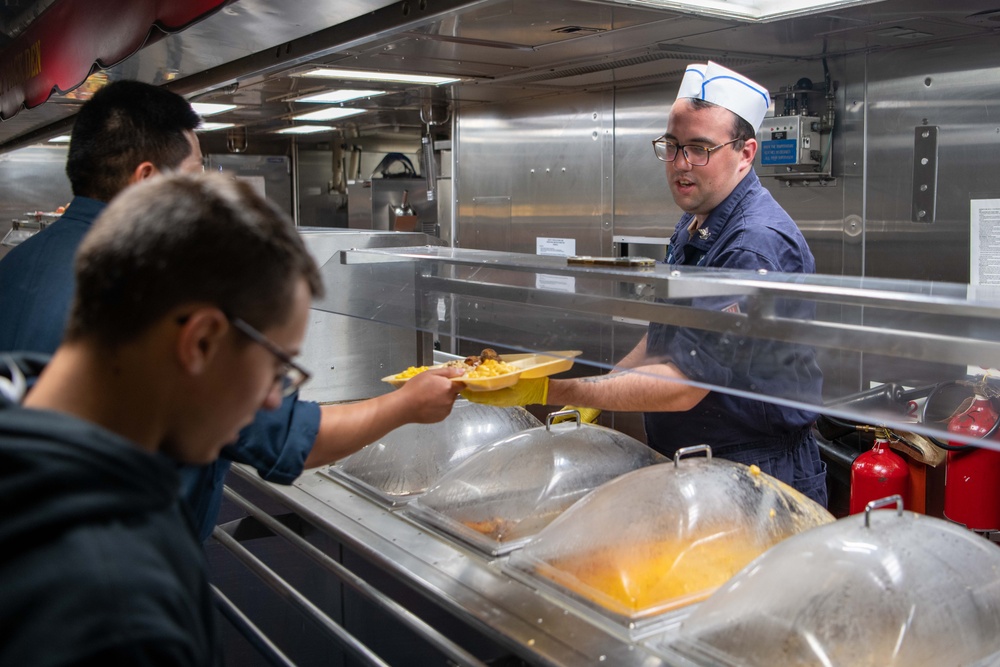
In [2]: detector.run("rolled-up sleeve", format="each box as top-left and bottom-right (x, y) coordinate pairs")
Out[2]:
(228, 395), (322, 484)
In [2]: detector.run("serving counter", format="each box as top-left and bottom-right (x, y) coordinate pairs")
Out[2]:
(210, 240), (1000, 665)
(223, 461), (681, 666)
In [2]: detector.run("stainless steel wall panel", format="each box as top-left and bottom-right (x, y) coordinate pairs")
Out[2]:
(613, 85), (681, 244)
(205, 154), (293, 219)
(297, 229), (443, 404)
(456, 92), (613, 255)
(468, 196), (511, 250)
(297, 149), (348, 228)
(807, 54), (866, 397)
(863, 37), (1000, 285)
(847, 37), (1000, 389)
(435, 178), (453, 244)
(455, 92), (617, 395)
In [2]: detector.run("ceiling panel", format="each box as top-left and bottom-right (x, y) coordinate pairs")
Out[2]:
(0, 0), (997, 152)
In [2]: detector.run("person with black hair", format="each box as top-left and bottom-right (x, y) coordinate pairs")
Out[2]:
(0, 80), (204, 354)
(0, 172), (322, 665)
(0, 80), (464, 542)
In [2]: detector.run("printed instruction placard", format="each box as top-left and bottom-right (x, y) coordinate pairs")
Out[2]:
(970, 199), (1000, 286)
(536, 237), (576, 257)
(535, 237), (576, 292)
(968, 199), (1000, 376)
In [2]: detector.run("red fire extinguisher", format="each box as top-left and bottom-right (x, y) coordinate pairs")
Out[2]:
(944, 392), (1000, 531)
(850, 428), (910, 515)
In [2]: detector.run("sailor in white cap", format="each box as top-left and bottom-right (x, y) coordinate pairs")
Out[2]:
(673, 61), (771, 130)
(463, 60), (829, 508)
(637, 60), (827, 507)
(654, 60), (772, 232)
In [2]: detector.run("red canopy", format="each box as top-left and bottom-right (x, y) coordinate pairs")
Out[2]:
(0, 0), (231, 120)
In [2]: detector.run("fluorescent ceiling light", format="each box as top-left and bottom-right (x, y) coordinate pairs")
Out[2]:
(292, 108), (366, 122)
(190, 102), (237, 116)
(299, 68), (458, 85)
(605, 0), (886, 21)
(296, 89), (387, 104)
(48, 135), (72, 143)
(198, 122), (235, 132)
(276, 125), (336, 135)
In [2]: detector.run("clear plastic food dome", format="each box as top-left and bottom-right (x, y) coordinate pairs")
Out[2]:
(321, 399), (540, 506)
(505, 447), (834, 635)
(655, 498), (1000, 667)
(404, 410), (666, 556)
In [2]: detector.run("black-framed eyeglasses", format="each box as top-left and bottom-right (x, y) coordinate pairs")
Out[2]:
(229, 317), (311, 398)
(652, 136), (741, 166)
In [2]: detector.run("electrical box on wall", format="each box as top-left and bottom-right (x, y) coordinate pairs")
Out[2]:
(756, 115), (833, 185)
(758, 116), (821, 169)
(755, 75), (836, 186)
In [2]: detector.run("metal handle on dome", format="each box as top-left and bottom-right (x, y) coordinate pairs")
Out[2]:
(674, 444), (713, 466)
(864, 494), (904, 528)
(546, 408), (581, 429)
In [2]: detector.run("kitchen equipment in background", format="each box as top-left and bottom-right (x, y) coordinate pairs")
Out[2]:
(347, 177), (434, 233)
(655, 496), (1000, 667)
(404, 410), (665, 556)
(389, 189), (417, 231)
(819, 383), (943, 516)
(921, 380), (984, 424)
(943, 388), (1000, 536)
(505, 446), (833, 638)
(369, 152), (416, 179)
(320, 400), (540, 507)
(226, 125), (248, 153)
(420, 134), (437, 202)
(419, 87), (449, 203)
(849, 427), (910, 514)
(1, 217), (50, 247)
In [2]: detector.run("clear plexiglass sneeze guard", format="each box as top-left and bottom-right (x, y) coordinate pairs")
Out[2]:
(317, 245), (1000, 450)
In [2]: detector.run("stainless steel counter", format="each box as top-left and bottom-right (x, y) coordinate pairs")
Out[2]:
(225, 462), (681, 667)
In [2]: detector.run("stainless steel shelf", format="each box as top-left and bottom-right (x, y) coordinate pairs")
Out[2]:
(330, 246), (1000, 367)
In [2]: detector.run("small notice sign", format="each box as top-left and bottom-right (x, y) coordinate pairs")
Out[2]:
(760, 139), (797, 165)
(536, 237), (576, 257)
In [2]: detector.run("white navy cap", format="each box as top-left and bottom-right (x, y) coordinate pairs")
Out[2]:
(675, 61), (770, 131)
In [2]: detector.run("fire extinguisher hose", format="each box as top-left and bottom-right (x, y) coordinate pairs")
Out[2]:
(821, 413), (969, 452)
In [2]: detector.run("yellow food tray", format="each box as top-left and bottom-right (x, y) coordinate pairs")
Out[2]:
(502, 350), (582, 379)
(382, 350), (582, 392)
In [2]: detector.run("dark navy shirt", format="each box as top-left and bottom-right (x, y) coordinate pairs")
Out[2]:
(0, 197), (104, 353)
(644, 170), (823, 459)
(0, 196), (321, 541)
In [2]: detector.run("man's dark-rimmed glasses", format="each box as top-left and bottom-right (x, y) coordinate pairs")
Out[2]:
(652, 136), (741, 166)
(229, 317), (311, 397)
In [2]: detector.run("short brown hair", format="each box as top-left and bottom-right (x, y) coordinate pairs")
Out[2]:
(688, 97), (756, 147)
(66, 173), (324, 346)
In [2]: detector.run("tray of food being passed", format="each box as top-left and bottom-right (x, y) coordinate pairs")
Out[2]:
(384, 348), (582, 392)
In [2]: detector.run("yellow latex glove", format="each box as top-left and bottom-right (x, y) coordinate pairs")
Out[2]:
(550, 406), (602, 424)
(461, 377), (549, 407)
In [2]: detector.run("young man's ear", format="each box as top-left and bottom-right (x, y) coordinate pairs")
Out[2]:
(739, 137), (758, 171)
(129, 161), (159, 184)
(175, 308), (229, 376)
